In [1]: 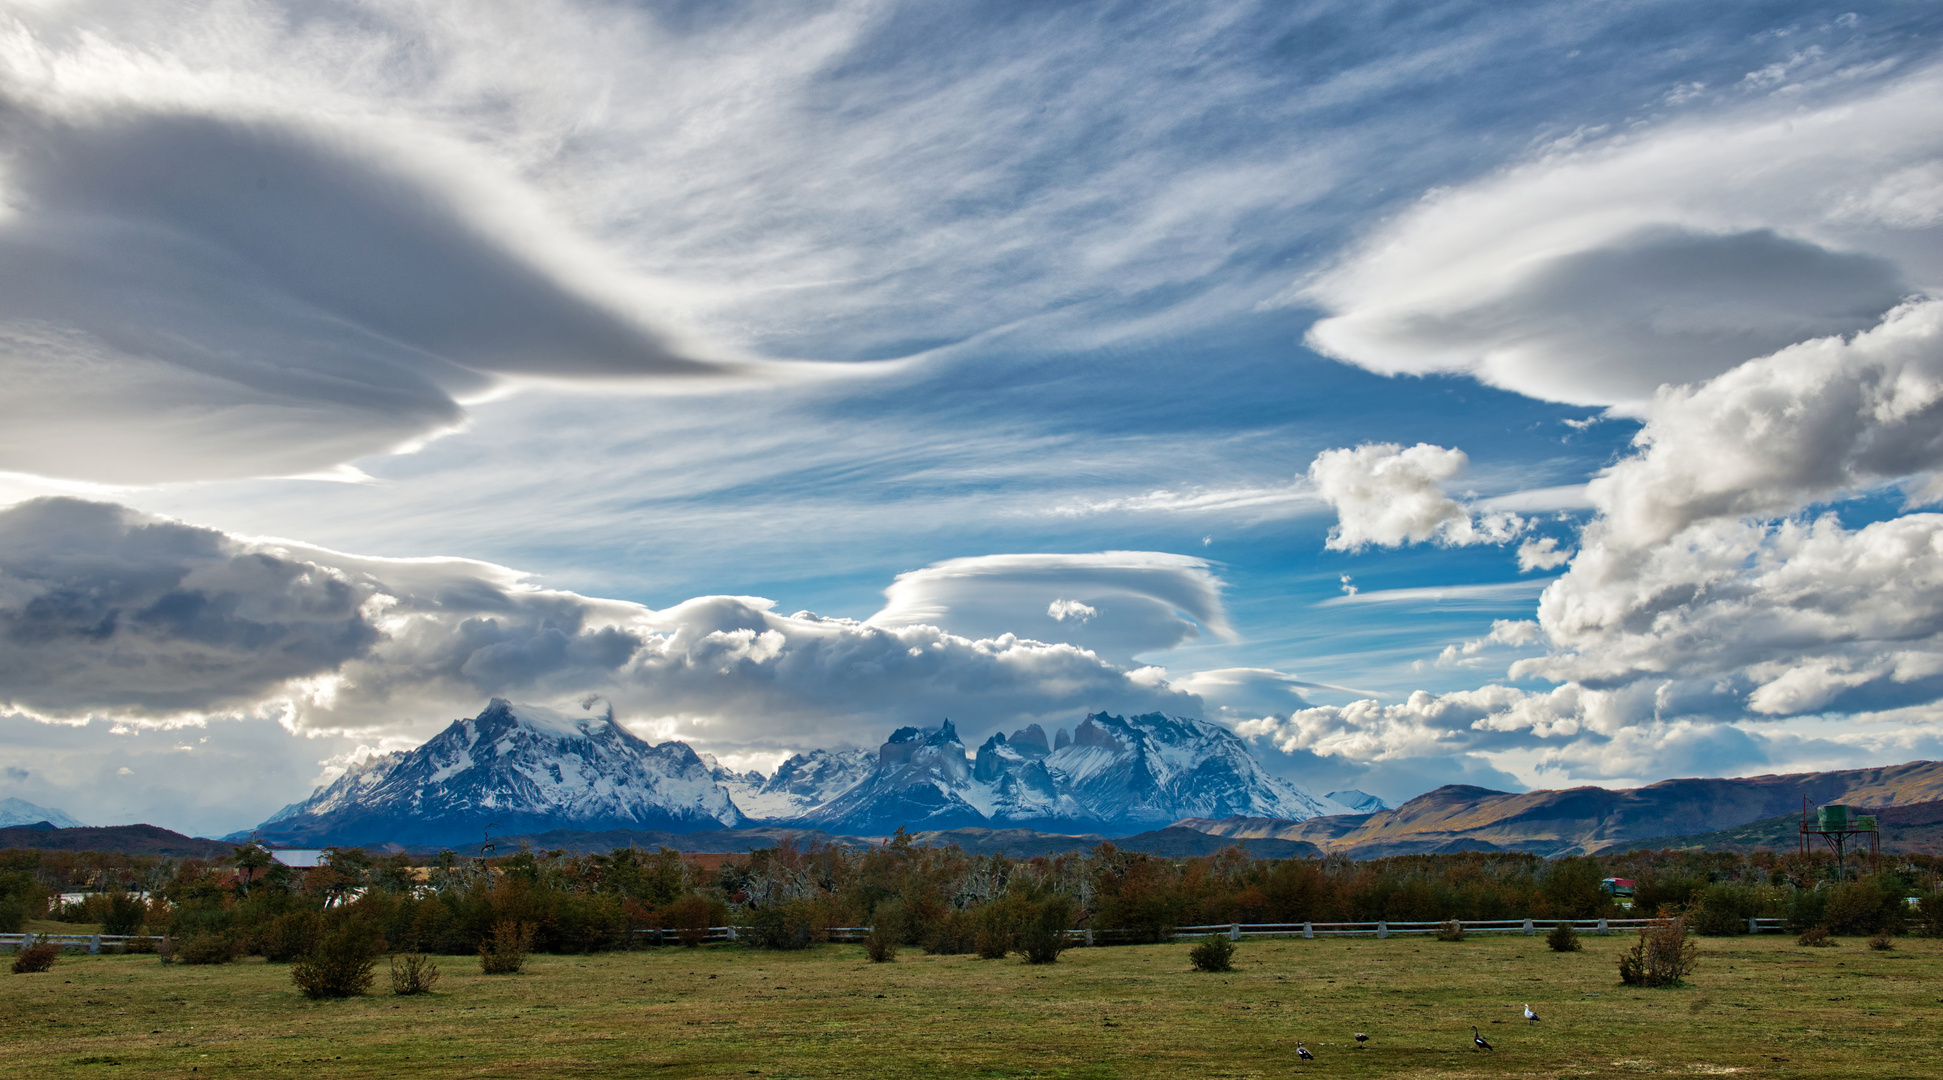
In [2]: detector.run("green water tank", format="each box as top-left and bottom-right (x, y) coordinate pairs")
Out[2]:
(1855, 815), (1878, 831)
(1818, 804), (1851, 829)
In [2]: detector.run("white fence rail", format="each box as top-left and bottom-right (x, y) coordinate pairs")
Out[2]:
(8, 916), (1792, 954)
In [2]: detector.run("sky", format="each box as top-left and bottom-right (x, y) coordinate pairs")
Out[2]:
(4, 0), (1943, 836)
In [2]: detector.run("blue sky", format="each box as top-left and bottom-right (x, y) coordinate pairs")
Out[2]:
(4, 1), (1943, 834)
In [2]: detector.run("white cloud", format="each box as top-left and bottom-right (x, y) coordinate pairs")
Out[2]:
(868, 551), (1233, 665)
(0, 499), (1201, 756)
(1301, 63), (1943, 410)
(1307, 442), (1523, 551)
(1516, 537), (1572, 572)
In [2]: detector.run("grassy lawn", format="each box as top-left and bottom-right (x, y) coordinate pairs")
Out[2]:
(2, 931), (1937, 1079)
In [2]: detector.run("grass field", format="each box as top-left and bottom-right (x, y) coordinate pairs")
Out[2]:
(3, 931), (1937, 1078)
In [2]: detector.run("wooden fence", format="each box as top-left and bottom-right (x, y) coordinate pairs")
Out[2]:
(7, 916), (1789, 954)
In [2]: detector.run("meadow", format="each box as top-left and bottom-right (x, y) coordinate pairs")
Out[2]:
(3, 931), (1937, 1079)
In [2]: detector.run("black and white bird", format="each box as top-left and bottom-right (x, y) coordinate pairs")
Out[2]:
(1296, 1042), (1314, 1061)
(1524, 1003), (1540, 1024)
(1353, 1032), (1368, 1046)
(1473, 1026), (1493, 1052)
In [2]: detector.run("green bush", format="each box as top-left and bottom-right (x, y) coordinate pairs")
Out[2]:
(864, 901), (903, 963)
(1796, 926), (1835, 947)
(259, 911), (325, 963)
(1546, 921), (1582, 952)
(1868, 933), (1895, 951)
(742, 899), (827, 951)
(173, 931), (240, 965)
(479, 920), (535, 974)
(923, 908), (977, 955)
(292, 924), (381, 999)
(101, 892), (147, 936)
(1016, 896), (1075, 965)
(1915, 892), (1943, 938)
(1188, 933), (1236, 972)
(1691, 883), (1756, 936)
(973, 905), (1012, 960)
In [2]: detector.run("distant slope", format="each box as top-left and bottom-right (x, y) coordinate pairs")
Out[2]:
(1177, 760), (1943, 857)
(0, 798), (85, 829)
(1624, 798), (1943, 855)
(439, 824), (1319, 859)
(0, 824), (236, 858)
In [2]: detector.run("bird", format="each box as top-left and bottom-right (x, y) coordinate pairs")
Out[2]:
(1354, 1032), (1368, 1047)
(1473, 1026), (1493, 1051)
(1296, 1042), (1314, 1061)
(1524, 1003), (1540, 1024)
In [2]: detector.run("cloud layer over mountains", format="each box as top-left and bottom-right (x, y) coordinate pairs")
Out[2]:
(0, 497), (1204, 751)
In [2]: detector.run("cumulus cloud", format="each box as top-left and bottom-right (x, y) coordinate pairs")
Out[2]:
(1307, 443), (1523, 551)
(867, 551), (1233, 665)
(0, 499), (1199, 754)
(1301, 63), (1943, 410)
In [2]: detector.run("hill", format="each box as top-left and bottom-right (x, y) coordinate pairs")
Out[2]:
(1178, 759), (1943, 857)
(0, 823), (237, 858)
(1624, 798), (1943, 855)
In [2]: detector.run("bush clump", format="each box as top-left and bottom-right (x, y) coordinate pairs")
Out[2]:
(973, 906), (1012, 960)
(864, 901), (903, 963)
(259, 911), (325, 963)
(292, 924), (380, 999)
(479, 919), (535, 974)
(12, 941), (59, 973)
(389, 952), (441, 995)
(742, 899), (826, 951)
(1016, 895), (1075, 965)
(1797, 926), (1836, 947)
(101, 892), (147, 936)
(1618, 915), (1698, 987)
(173, 930), (240, 965)
(923, 908), (977, 955)
(1867, 933), (1896, 951)
(1547, 921), (1583, 952)
(1188, 933), (1237, 972)
(1436, 919), (1466, 942)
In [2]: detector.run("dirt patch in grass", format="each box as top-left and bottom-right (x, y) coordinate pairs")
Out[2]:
(1, 934), (1937, 1078)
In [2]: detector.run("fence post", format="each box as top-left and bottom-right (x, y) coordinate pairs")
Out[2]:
(1303, 922), (1313, 939)
(1085, 929), (1095, 947)
(1522, 918), (1534, 936)
(725, 926), (737, 942)
(1748, 917), (1758, 935)
(1377, 920), (1388, 939)
(1229, 923), (1240, 942)
(1597, 917), (1608, 935)
(90, 935), (101, 955)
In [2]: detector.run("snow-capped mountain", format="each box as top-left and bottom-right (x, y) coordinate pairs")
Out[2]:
(709, 748), (876, 822)
(0, 797), (85, 829)
(1326, 789), (1390, 813)
(254, 699), (744, 847)
(797, 712), (1344, 835)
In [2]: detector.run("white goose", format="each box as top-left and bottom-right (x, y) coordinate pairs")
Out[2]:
(1524, 1003), (1540, 1023)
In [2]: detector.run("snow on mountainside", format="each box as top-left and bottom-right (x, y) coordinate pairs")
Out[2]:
(710, 748), (875, 821)
(799, 712), (1344, 835)
(254, 699), (744, 847)
(0, 797), (85, 829)
(1325, 789), (1389, 813)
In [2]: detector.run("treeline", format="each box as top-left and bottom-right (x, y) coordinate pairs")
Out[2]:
(5, 838), (1942, 957)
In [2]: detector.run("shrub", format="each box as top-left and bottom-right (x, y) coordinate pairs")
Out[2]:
(1914, 891), (1943, 938)
(1617, 916), (1698, 987)
(923, 908), (977, 955)
(1547, 921), (1582, 952)
(479, 920), (535, 974)
(1436, 919), (1466, 942)
(389, 953), (441, 995)
(101, 892), (147, 936)
(1017, 896), (1075, 965)
(173, 931), (240, 965)
(742, 899), (827, 951)
(864, 901), (903, 963)
(662, 895), (714, 948)
(1868, 933), (1895, 951)
(259, 911), (325, 963)
(1797, 927), (1836, 947)
(973, 906), (1012, 960)
(121, 934), (158, 954)
(292, 924), (380, 999)
(1691, 883), (1756, 936)
(1188, 933), (1236, 972)
(12, 942), (59, 973)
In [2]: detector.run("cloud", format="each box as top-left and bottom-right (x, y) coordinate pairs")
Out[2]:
(867, 551), (1233, 665)
(1307, 443), (1523, 551)
(1301, 63), (1943, 410)
(0, 499), (1200, 754)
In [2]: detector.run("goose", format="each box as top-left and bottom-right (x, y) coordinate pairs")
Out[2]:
(1473, 1026), (1493, 1052)
(1296, 1042), (1314, 1061)
(1353, 1032), (1368, 1046)
(1524, 1003), (1540, 1024)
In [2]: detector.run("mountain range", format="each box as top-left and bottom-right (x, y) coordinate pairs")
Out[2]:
(0, 797), (85, 829)
(1178, 759), (1943, 857)
(248, 699), (1345, 848)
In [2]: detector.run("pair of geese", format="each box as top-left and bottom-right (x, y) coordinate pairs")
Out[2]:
(1292, 1005), (1539, 1061)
